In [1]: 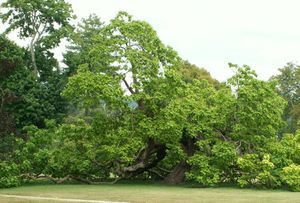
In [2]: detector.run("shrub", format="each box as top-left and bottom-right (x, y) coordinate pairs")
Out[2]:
(0, 162), (21, 188)
(186, 154), (221, 186)
(280, 164), (300, 191)
(186, 141), (237, 186)
(237, 154), (280, 188)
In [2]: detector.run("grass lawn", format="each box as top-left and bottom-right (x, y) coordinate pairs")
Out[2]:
(0, 182), (299, 203)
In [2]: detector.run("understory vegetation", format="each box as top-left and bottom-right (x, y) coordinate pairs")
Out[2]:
(0, 0), (300, 192)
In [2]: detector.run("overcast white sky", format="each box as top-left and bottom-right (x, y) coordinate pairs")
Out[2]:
(2, 0), (300, 81)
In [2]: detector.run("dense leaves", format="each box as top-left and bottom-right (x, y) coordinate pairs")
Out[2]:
(281, 164), (300, 191)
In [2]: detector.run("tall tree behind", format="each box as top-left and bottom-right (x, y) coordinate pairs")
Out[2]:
(178, 60), (219, 87)
(272, 62), (300, 133)
(0, 0), (75, 77)
(0, 34), (25, 137)
(63, 14), (104, 76)
(0, 35), (61, 135)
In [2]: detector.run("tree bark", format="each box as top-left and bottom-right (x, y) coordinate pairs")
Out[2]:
(121, 138), (167, 178)
(164, 134), (197, 184)
(29, 39), (38, 77)
(164, 160), (190, 184)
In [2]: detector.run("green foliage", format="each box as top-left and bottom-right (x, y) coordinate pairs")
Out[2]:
(234, 130), (300, 190)
(211, 141), (237, 174)
(63, 14), (104, 76)
(4, 69), (56, 128)
(0, 34), (25, 79)
(266, 133), (300, 168)
(228, 64), (286, 149)
(187, 141), (237, 186)
(46, 119), (97, 178)
(16, 120), (56, 176)
(0, 35), (26, 136)
(280, 164), (300, 191)
(89, 11), (180, 86)
(0, 37), (50, 188)
(0, 32), (68, 139)
(237, 154), (280, 188)
(186, 64), (286, 188)
(62, 64), (124, 109)
(0, 161), (21, 188)
(178, 60), (219, 87)
(63, 12), (182, 180)
(0, 0), (74, 49)
(187, 154), (221, 186)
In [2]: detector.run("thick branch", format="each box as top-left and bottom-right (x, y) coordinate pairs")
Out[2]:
(36, 23), (47, 43)
(122, 139), (167, 177)
(157, 166), (171, 173)
(70, 175), (120, 184)
(122, 78), (135, 94)
(0, 88), (5, 112)
(148, 169), (165, 179)
(29, 32), (38, 77)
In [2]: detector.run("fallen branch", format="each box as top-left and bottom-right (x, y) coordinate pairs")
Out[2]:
(148, 169), (165, 179)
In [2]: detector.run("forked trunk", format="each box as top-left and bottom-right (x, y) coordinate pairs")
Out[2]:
(30, 42), (38, 77)
(121, 138), (167, 178)
(164, 134), (197, 184)
(164, 160), (190, 184)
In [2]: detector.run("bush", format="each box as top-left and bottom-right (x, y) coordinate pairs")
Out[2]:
(186, 154), (220, 186)
(237, 154), (280, 188)
(0, 162), (21, 188)
(186, 141), (237, 186)
(280, 164), (300, 191)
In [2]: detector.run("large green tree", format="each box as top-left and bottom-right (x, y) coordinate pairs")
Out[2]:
(62, 11), (286, 184)
(63, 11), (181, 179)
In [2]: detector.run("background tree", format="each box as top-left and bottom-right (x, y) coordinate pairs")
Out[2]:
(0, 0), (75, 76)
(178, 60), (219, 87)
(272, 62), (300, 133)
(228, 64), (286, 149)
(0, 35), (65, 135)
(63, 14), (104, 76)
(0, 34), (25, 137)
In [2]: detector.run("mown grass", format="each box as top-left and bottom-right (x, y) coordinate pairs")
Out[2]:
(0, 181), (299, 203)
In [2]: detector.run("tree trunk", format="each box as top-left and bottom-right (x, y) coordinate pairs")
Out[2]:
(30, 44), (38, 77)
(164, 134), (197, 184)
(121, 138), (167, 178)
(29, 31), (38, 78)
(164, 160), (190, 184)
